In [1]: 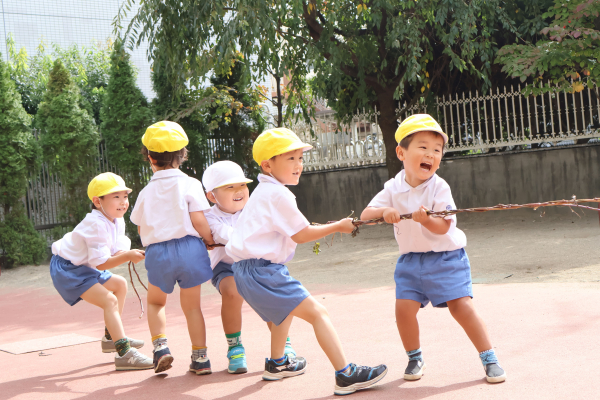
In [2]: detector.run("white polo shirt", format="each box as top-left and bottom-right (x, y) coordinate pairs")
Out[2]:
(226, 174), (310, 264)
(52, 210), (131, 268)
(205, 205), (241, 269)
(131, 169), (211, 247)
(368, 170), (467, 255)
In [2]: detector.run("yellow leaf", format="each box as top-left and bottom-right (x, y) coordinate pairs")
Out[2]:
(573, 82), (584, 92)
(421, 86), (425, 93)
(425, 72), (429, 78)
(427, 84), (430, 88)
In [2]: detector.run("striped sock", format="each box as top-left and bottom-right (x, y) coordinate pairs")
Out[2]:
(152, 334), (167, 351)
(285, 337), (292, 347)
(226, 331), (242, 350)
(192, 346), (207, 360)
(104, 327), (112, 341)
(407, 348), (423, 362)
(479, 349), (499, 366)
(115, 338), (131, 357)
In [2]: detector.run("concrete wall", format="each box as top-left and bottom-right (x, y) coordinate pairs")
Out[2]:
(289, 144), (600, 223)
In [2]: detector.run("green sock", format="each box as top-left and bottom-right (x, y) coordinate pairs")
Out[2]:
(115, 338), (131, 357)
(286, 337), (291, 347)
(104, 327), (112, 341)
(226, 331), (242, 350)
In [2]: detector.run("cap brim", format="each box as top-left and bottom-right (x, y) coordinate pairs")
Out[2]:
(96, 186), (133, 197)
(212, 178), (253, 191)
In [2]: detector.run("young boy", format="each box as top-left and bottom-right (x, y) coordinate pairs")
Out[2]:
(203, 161), (296, 374)
(131, 121), (216, 374)
(361, 114), (506, 383)
(225, 128), (387, 396)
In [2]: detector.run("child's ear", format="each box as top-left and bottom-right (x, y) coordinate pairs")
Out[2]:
(396, 145), (406, 161)
(92, 196), (101, 208)
(148, 155), (157, 165)
(206, 191), (216, 204)
(260, 160), (271, 173)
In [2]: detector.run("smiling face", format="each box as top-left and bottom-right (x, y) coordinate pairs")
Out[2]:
(396, 130), (445, 187)
(207, 183), (250, 214)
(93, 190), (130, 221)
(260, 148), (304, 185)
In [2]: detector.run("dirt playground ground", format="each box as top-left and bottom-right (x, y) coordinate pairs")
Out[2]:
(1, 208), (600, 399)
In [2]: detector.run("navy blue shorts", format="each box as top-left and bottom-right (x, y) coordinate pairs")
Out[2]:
(211, 261), (234, 294)
(395, 248), (473, 308)
(50, 255), (113, 306)
(145, 235), (212, 294)
(232, 259), (310, 325)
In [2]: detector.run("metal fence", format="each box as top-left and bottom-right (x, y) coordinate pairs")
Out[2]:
(293, 83), (600, 171)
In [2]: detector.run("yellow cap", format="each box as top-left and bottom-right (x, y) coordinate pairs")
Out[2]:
(142, 121), (189, 152)
(88, 172), (132, 201)
(252, 128), (313, 164)
(395, 114), (448, 144)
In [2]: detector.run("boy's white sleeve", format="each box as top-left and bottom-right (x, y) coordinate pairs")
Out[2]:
(187, 179), (211, 212)
(115, 218), (132, 252)
(205, 212), (234, 245)
(432, 180), (458, 222)
(86, 223), (112, 268)
(367, 179), (394, 208)
(130, 190), (144, 226)
(271, 191), (309, 237)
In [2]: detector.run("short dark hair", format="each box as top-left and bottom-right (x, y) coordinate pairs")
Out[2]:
(91, 195), (104, 210)
(399, 131), (447, 154)
(141, 145), (188, 168)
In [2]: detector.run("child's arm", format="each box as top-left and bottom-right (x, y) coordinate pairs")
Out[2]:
(361, 206), (402, 224)
(291, 218), (355, 244)
(412, 206), (451, 235)
(190, 211), (216, 246)
(96, 249), (145, 270)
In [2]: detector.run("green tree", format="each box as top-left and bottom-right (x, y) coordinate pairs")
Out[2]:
(497, 0), (600, 97)
(0, 54), (47, 267)
(100, 40), (153, 244)
(37, 60), (100, 227)
(119, 0), (513, 177)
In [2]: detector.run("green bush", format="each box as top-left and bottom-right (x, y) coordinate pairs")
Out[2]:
(0, 53), (47, 267)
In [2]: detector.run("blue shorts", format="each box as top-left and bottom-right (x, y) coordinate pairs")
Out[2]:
(232, 259), (310, 325)
(211, 261), (234, 294)
(50, 255), (113, 306)
(395, 248), (473, 308)
(145, 235), (212, 294)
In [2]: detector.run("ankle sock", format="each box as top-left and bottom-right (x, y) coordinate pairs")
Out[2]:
(104, 326), (112, 341)
(192, 346), (207, 360)
(226, 331), (242, 350)
(115, 338), (131, 357)
(285, 337), (292, 347)
(272, 355), (286, 365)
(479, 349), (499, 366)
(152, 334), (167, 350)
(407, 348), (423, 362)
(336, 363), (351, 375)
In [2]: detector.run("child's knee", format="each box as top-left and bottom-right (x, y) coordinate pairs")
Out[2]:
(447, 297), (475, 317)
(221, 285), (243, 304)
(310, 301), (330, 323)
(104, 292), (119, 310)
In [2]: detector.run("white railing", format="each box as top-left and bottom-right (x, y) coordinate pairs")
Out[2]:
(293, 83), (600, 171)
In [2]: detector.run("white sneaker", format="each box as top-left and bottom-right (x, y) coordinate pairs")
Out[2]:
(115, 348), (154, 371)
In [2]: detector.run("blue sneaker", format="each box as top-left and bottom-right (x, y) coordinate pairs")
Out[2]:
(227, 346), (248, 374)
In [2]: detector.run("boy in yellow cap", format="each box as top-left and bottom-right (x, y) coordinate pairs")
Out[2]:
(361, 114), (506, 383)
(225, 128), (388, 395)
(130, 121), (216, 375)
(50, 172), (153, 370)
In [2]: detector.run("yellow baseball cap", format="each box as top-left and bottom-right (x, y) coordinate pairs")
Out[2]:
(395, 114), (448, 144)
(88, 172), (132, 201)
(142, 121), (189, 152)
(253, 128), (313, 164)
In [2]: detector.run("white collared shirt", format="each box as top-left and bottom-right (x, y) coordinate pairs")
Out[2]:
(226, 174), (309, 264)
(205, 204), (241, 269)
(51, 210), (131, 268)
(368, 170), (467, 255)
(130, 169), (211, 247)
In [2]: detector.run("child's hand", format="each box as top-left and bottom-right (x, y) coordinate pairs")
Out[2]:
(412, 206), (430, 224)
(204, 240), (217, 251)
(383, 207), (401, 224)
(336, 218), (356, 234)
(128, 249), (145, 264)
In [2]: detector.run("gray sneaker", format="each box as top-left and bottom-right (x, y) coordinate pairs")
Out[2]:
(403, 360), (426, 381)
(485, 363), (506, 383)
(115, 348), (154, 371)
(102, 337), (144, 353)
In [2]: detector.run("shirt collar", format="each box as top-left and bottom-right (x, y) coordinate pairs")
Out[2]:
(257, 173), (285, 186)
(211, 204), (241, 218)
(397, 170), (437, 193)
(91, 209), (116, 225)
(151, 168), (186, 181)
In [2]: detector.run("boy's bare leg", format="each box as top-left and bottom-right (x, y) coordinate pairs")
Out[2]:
(290, 296), (347, 371)
(270, 315), (293, 359)
(81, 283), (126, 341)
(147, 282), (168, 338)
(219, 277), (244, 334)
(103, 275), (127, 315)
(180, 285), (206, 347)
(395, 299), (422, 351)
(447, 297), (492, 352)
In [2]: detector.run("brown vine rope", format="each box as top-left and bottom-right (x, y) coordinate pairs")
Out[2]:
(128, 261), (148, 319)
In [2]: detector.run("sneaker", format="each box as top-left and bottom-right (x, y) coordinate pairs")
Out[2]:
(334, 363), (388, 395)
(102, 337), (144, 353)
(485, 363), (506, 383)
(403, 359), (426, 381)
(115, 348), (154, 371)
(262, 355), (307, 381)
(190, 356), (212, 375)
(153, 344), (174, 373)
(227, 346), (248, 374)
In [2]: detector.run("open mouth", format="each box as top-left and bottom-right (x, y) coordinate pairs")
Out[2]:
(233, 196), (244, 202)
(420, 162), (432, 171)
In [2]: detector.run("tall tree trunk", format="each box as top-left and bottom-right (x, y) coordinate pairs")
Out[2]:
(275, 75), (283, 127)
(377, 91), (403, 178)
